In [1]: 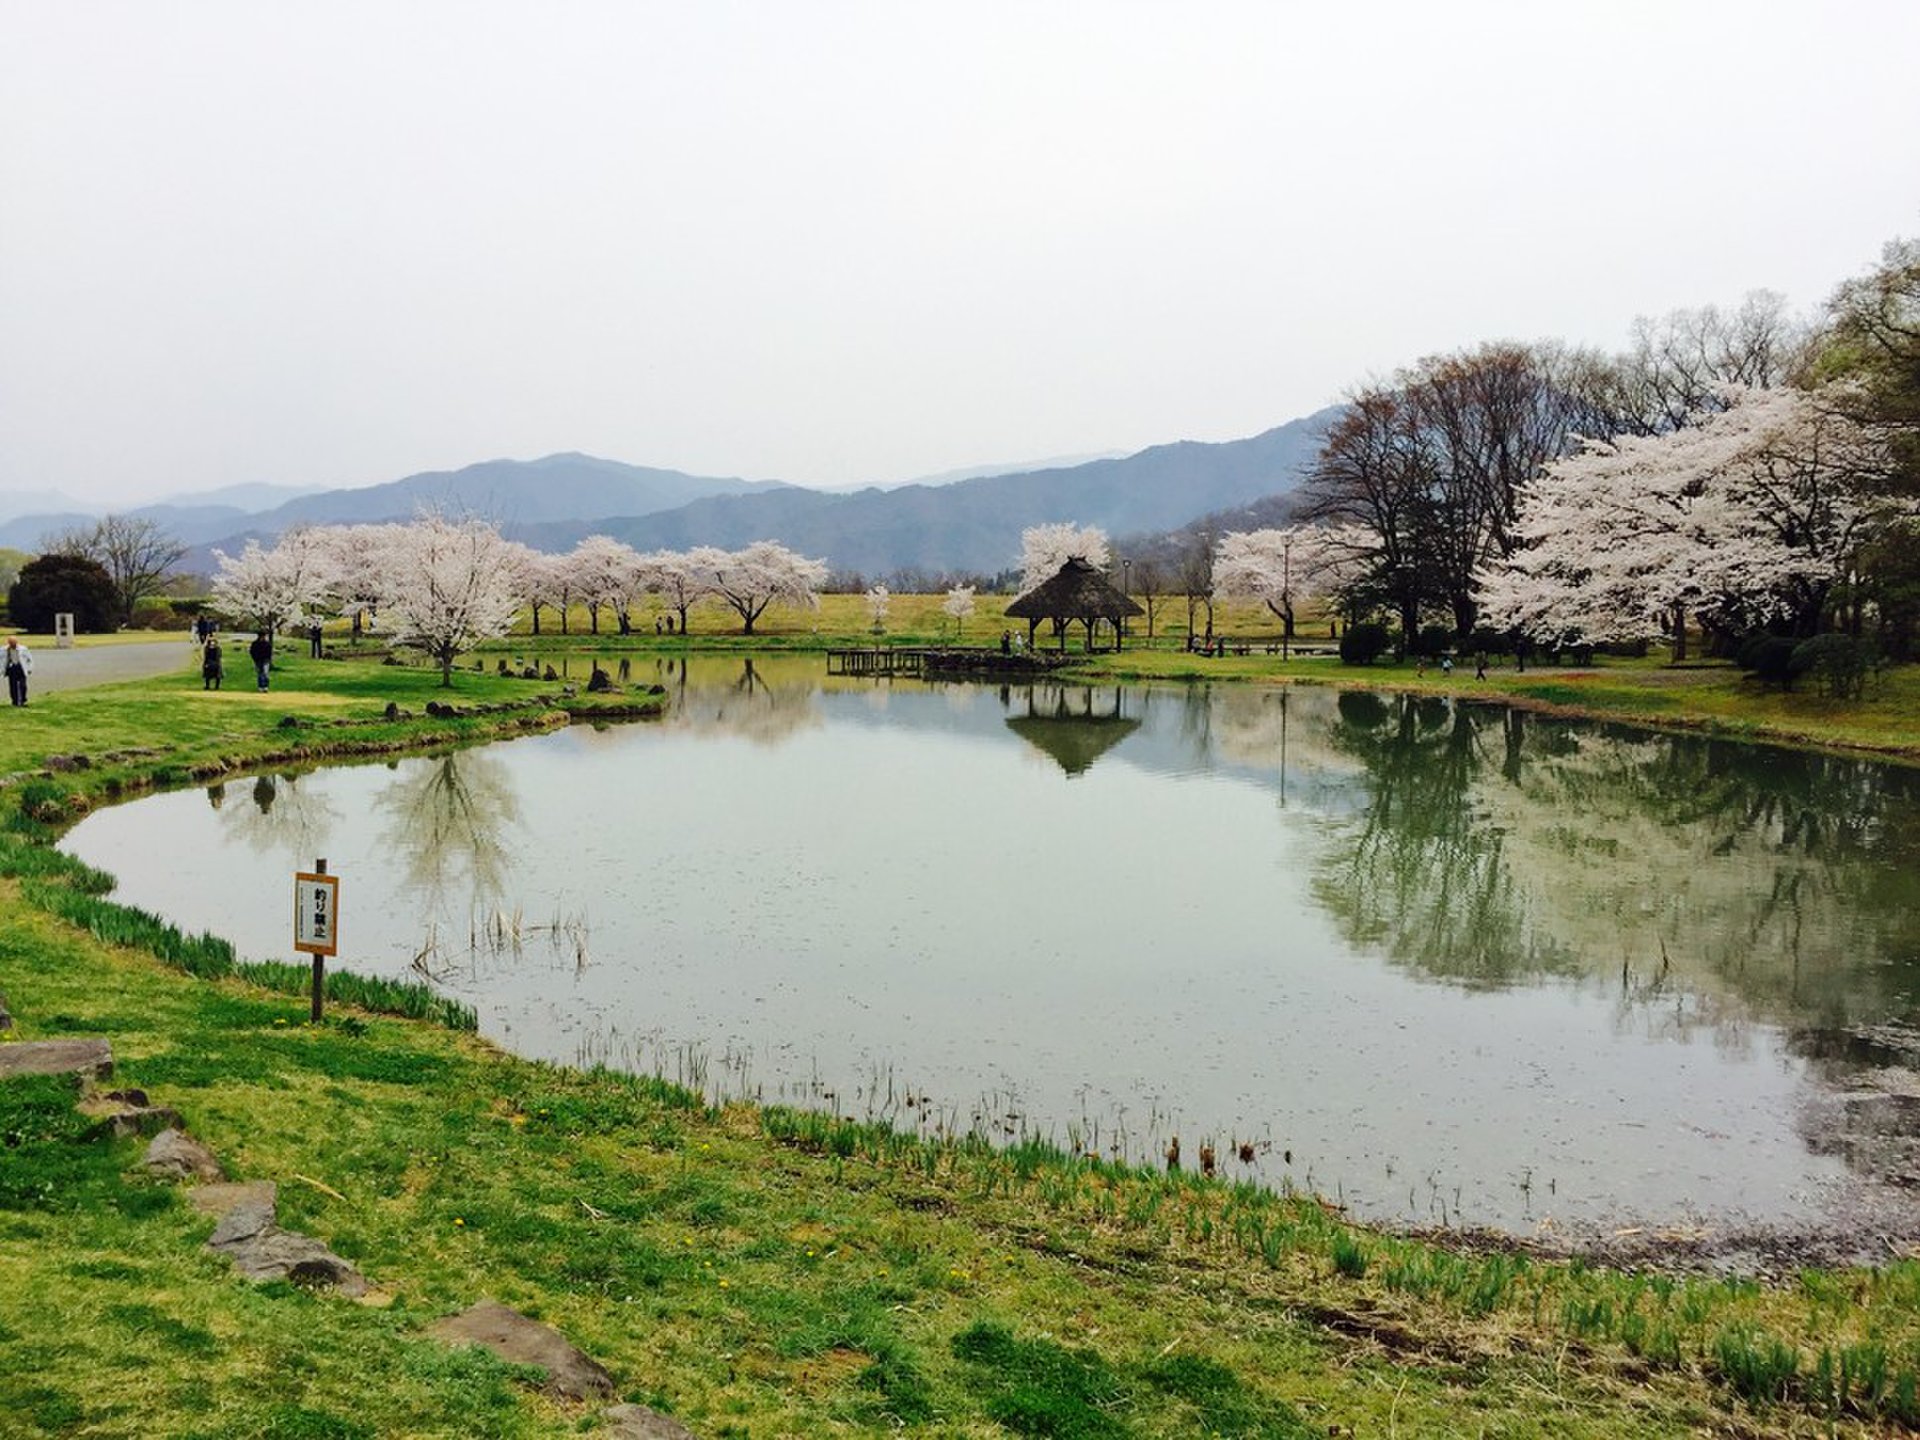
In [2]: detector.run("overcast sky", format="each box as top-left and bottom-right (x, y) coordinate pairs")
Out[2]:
(4, 1), (1917, 508)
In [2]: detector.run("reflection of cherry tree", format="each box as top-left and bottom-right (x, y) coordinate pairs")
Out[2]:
(1311, 696), (1567, 987)
(1297, 691), (1920, 1034)
(218, 771), (341, 866)
(372, 749), (523, 916)
(655, 658), (823, 748)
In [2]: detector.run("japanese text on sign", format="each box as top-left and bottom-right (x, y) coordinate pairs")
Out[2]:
(294, 872), (340, 957)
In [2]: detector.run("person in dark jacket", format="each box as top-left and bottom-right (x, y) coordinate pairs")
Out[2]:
(202, 638), (224, 690)
(249, 632), (273, 691)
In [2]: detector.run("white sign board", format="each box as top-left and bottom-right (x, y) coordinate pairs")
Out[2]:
(293, 872), (340, 957)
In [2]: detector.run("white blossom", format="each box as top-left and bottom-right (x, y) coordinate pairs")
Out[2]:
(211, 527), (337, 634)
(1017, 523), (1109, 595)
(380, 514), (527, 684)
(697, 541), (828, 634)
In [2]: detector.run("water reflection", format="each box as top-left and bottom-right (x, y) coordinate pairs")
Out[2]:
(58, 654), (1920, 1239)
(217, 771), (340, 865)
(1301, 692), (1920, 1035)
(1004, 685), (1142, 777)
(372, 749), (522, 914)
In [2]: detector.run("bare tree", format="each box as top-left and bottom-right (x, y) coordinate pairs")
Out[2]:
(45, 515), (186, 627)
(1618, 291), (1809, 434)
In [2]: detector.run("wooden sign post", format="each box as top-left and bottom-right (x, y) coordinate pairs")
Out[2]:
(293, 859), (341, 1022)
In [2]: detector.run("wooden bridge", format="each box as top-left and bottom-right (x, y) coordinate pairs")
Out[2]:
(826, 648), (929, 677)
(828, 647), (1077, 679)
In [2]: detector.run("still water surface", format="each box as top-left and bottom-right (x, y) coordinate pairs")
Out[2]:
(62, 656), (1920, 1242)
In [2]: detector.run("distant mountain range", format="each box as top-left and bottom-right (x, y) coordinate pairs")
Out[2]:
(509, 408), (1339, 576)
(5, 406), (1339, 579)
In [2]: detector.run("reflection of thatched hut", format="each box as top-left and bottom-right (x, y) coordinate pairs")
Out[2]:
(1004, 686), (1140, 776)
(1005, 557), (1144, 652)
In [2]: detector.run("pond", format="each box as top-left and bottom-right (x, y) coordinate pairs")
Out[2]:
(61, 654), (1920, 1251)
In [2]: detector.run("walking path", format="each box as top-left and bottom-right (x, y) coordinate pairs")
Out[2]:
(17, 636), (204, 695)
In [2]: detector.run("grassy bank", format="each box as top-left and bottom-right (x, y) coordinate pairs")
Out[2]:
(4, 647), (1920, 1435)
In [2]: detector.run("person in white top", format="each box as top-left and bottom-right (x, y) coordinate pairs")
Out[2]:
(4, 636), (32, 706)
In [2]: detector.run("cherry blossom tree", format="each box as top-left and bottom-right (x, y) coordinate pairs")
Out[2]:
(700, 541), (828, 635)
(570, 535), (652, 634)
(1479, 386), (1898, 658)
(211, 527), (337, 635)
(864, 584), (890, 633)
(942, 584), (976, 639)
(1212, 525), (1358, 656)
(321, 523), (408, 638)
(1017, 523), (1109, 595)
(644, 549), (711, 635)
(505, 544), (562, 636)
(381, 515), (527, 685)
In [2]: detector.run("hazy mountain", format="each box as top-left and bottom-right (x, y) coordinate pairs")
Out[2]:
(0, 490), (90, 526)
(515, 407), (1341, 576)
(157, 481), (321, 512)
(170, 453), (789, 574)
(0, 482), (315, 550)
(866, 452), (1126, 490)
(0, 510), (96, 549)
(142, 408), (1339, 580)
(245, 452), (785, 530)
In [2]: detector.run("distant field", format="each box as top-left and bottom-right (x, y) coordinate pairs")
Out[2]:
(507, 590), (1320, 648)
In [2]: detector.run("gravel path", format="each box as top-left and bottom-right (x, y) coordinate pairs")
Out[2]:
(15, 636), (209, 696)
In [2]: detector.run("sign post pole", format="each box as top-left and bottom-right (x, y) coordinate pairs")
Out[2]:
(293, 859), (340, 1023)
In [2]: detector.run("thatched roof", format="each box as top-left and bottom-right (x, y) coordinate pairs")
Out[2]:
(1005, 557), (1144, 623)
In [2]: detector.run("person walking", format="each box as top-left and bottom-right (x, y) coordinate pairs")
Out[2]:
(4, 636), (31, 706)
(202, 637), (224, 690)
(308, 622), (323, 659)
(249, 631), (273, 691)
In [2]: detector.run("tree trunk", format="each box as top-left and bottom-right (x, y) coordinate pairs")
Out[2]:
(1670, 602), (1688, 663)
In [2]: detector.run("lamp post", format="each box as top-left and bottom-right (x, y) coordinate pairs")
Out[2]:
(1121, 557), (1132, 647)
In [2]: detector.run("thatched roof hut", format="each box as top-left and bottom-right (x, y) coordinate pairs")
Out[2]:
(1004, 557), (1144, 652)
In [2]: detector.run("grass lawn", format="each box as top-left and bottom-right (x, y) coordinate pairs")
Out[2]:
(4, 643), (1920, 1435)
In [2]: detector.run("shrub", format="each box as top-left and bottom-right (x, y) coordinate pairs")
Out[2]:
(128, 600), (183, 631)
(8, 554), (118, 633)
(1339, 622), (1391, 666)
(1738, 635), (1801, 689)
(1413, 624), (1453, 660)
(1791, 633), (1877, 700)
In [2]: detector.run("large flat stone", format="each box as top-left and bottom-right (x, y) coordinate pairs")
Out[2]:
(602, 1403), (700, 1438)
(0, 1037), (112, 1081)
(217, 1228), (369, 1297)
(142, 1130), (225, 1183)
(430, 1300), (616, 1400)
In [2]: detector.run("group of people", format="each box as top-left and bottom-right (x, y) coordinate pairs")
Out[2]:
(195, 625), (275, 691)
